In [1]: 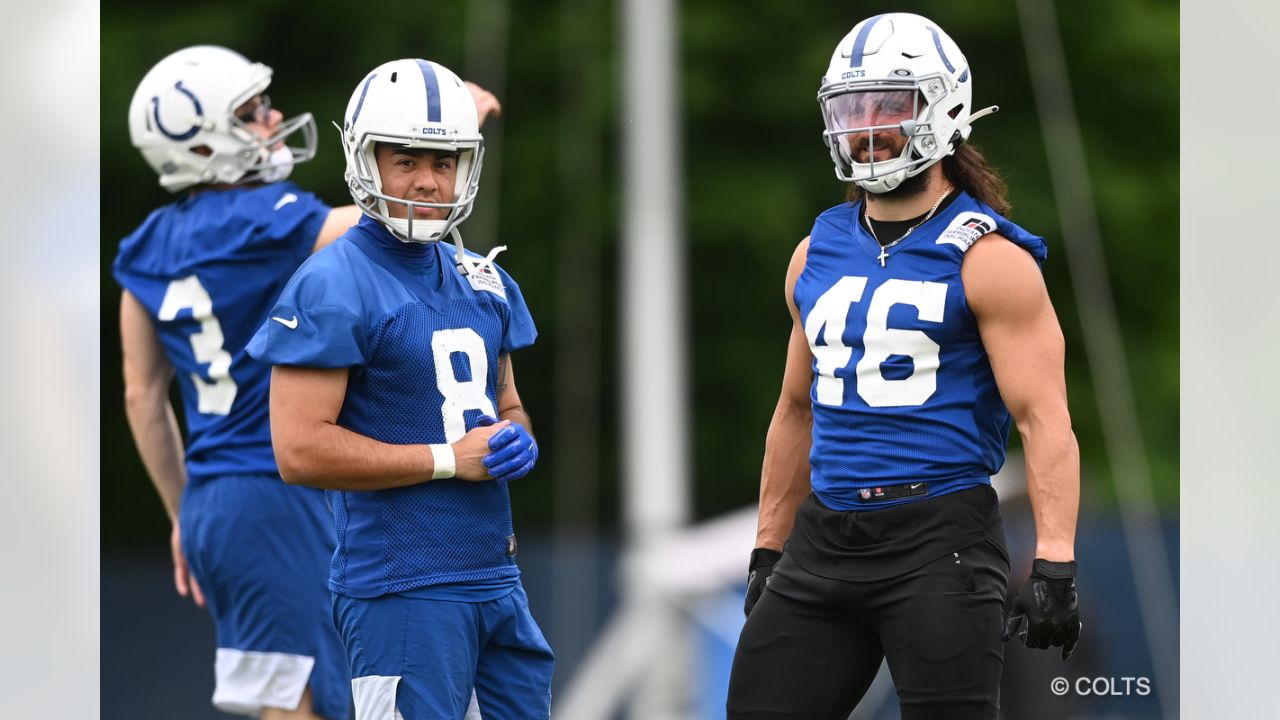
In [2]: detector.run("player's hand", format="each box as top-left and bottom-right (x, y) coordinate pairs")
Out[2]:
(1003, 559), (1082, 660)
(170, 523), (206, 609)
(452, 416), (511, 481)
(482, 423), (538, 482)
(465, 81), (502, 127)
(744, 548), (782, 617)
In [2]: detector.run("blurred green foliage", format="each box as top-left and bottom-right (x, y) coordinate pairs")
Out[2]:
(102, 0), (1178, 548)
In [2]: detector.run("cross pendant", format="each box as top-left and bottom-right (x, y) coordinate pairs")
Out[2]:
(878, 246), (888, 267)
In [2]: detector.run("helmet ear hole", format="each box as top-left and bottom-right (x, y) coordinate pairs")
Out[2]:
(189, 145), (213, 157)
(948, 104), (964, 119)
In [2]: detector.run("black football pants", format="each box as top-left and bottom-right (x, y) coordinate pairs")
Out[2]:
(726, 540), (1009, 719)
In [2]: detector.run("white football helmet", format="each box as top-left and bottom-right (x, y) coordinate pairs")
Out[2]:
(818, 13), (997, 193)
(339, 58), (484, 245)
(128, 45), (317, 192)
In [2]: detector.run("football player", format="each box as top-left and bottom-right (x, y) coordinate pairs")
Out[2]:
(248, 58), (552, 719)
(726, 14), (1082, 719)
(115, 46), (499, 719)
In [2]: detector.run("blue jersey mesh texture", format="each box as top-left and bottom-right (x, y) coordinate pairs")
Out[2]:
(112, 183), (329, 480)
(327, 488), (350, 591)
(331, 297), (520, 597)
(795, 192), (1047, 510)
(250, 223), (537, 598)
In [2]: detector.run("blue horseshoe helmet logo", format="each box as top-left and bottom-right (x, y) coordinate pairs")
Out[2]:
(151, 80), (204, 141)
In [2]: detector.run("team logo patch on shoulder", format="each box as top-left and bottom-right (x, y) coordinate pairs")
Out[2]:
(936, 213), (995, 252)
(457, 261), (507, 299)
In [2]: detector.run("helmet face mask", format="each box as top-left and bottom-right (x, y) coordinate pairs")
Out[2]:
(821, 86), (928, 186)
(129, 45), (317, 192)
(818, 14), (977, 194)
(226, 103), (318, 185)
(340, 59), (484, 244)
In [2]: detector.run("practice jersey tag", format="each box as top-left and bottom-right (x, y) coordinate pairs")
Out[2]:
(457, 261), (508, 299)
(935, 212), (996, 252)
(506, 534), (518, 557)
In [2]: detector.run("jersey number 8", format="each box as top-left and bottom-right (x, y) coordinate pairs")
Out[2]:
(432, 328), (499, 443)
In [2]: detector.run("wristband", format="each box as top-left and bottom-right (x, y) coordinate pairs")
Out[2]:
(749, 548), (783, 571)
(429, 444), (456, 480)
(1032, 559), (1077, 580)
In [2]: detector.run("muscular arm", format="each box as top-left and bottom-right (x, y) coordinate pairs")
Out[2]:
(754, 238), (815, 551)
(963, 235), (1080, 562)
(120, 291), (186, 522)
(269, 366), (504, 489)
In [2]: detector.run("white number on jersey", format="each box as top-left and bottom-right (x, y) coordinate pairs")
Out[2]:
(804, 277), (948, 408)
(158, 276), (238, 415)
(803, 276), (867, 406)
(431, 328), (497, 443)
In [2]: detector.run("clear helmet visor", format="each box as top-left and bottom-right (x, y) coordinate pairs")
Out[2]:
(822, 89), (921, 172)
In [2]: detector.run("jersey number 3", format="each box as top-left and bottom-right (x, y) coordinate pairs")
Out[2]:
(158, 276), (238, 415)
(804, 277), (947, 408)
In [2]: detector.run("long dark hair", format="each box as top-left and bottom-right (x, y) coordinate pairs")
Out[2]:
(845, 142), (1012, 217)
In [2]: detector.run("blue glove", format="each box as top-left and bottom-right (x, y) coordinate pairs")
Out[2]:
(482, 423), (538, 482)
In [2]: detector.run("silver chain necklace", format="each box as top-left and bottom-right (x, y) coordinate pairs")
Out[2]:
(863, 185), (953, 267)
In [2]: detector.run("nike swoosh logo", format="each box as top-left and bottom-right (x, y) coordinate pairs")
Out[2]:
(274, 193), (298, 211)
(910, 483), (923, 490)
(271, 315), (299, 329)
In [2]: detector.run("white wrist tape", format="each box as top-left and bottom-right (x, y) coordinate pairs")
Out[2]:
(428, 444), (456, 480)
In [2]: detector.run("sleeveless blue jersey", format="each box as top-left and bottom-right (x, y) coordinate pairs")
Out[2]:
(247, 216), (538, 599)
(795, 192), (1047, 510)
(112, 183), (330, 482)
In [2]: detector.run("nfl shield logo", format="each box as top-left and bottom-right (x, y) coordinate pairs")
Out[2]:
(860, 488), (871, 500)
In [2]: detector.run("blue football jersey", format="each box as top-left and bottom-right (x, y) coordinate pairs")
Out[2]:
(113, 182), (330, 481)
(247, 216), (538, 598)
(795, 192), (1047, 510)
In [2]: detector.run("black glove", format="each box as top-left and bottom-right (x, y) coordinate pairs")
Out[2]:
(744, 548), (782, 617)
(1003, 559), (1083, 660)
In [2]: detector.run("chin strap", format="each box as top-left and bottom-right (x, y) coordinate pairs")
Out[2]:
(450, 227), (506, 276)
(947, 105), (1000, 152)
(962, 105), (1000, 133)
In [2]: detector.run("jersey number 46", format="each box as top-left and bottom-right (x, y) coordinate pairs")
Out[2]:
(805, 277), (946, 408)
